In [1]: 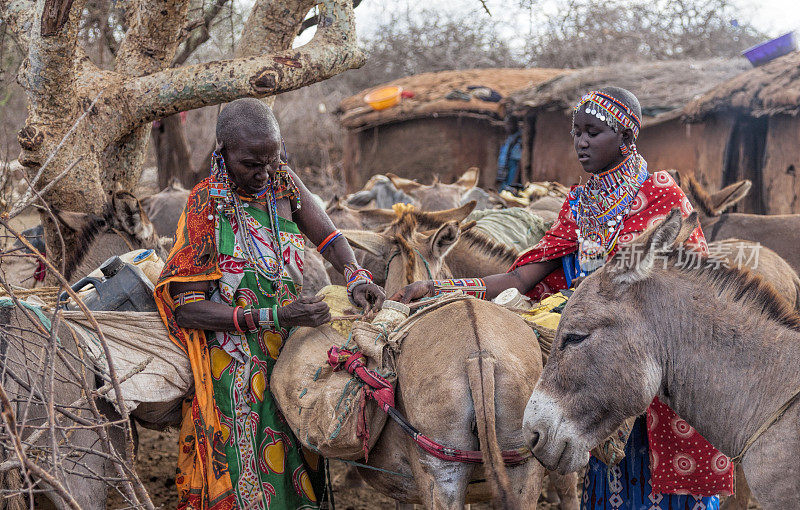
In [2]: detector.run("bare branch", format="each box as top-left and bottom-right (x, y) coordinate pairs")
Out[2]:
(297, 0), (361, 35)
(114, 0), (190, 76)
(40, 0), (75, 36)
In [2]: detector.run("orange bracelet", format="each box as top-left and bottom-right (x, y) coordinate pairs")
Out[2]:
(232, 306), (244, 333)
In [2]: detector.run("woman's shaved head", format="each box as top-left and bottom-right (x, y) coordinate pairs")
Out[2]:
(216, 98), (280, 150)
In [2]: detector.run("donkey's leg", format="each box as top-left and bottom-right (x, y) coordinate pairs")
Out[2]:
(548, 470), (579, 510)
(503, 460), (545, 510)
(407, 453), (472, 510)
(720, 464), (751, 510)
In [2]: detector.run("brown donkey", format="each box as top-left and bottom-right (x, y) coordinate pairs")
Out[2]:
(523, 209), (800, 508)
(344, 210), (578, 509)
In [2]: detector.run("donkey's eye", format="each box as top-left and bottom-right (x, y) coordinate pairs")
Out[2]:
(560, 333), (589, 350)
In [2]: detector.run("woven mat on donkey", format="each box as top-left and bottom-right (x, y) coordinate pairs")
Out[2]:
(466, 208), (550, 253)
(0, 297), (192, 426)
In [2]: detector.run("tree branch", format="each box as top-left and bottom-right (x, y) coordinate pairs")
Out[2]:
(114, 0), (190, 76)
(297, 0), (361, 36)
(236, 0), (317, 58)
(0, 0), (35, 47)
(124, 0), (364, 134)
(171, 0), (229, 67)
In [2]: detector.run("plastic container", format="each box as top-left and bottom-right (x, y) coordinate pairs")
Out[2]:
(742, 32), (797, 67)
(62, 255), (156, 312)
(492, 287), (533, 310)
(364, 86), (402, 110)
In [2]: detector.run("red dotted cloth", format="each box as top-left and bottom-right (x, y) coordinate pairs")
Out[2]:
(510, 170), (733, 496)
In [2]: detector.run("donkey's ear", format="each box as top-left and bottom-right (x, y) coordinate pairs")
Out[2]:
(454, 167), (480, 189)
(612, 208), (683, 284)
(386, 173), (423, 193)
(356, 208), (397, 228)
(418, 201), (477, 227)
(111, 191), (155, 241)
(346, 189), (376, 208)
(675, 211), (700, 245)
(55, 210), (103, 233)
(710, 180), (751, 215)
(429, 221), (460, 259)
(341, 230), (388, 257)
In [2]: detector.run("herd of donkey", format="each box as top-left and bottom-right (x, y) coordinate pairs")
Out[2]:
(3, 166), (800, 508)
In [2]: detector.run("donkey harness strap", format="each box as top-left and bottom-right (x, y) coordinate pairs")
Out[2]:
(327, 346), (532, 466)
(730, 380), (800, 464)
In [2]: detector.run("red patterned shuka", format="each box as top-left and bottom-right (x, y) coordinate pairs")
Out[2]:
(510, 169), (733, 497)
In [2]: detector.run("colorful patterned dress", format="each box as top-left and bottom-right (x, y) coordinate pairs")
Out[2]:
(510, 165), (733, 509)
(155, 179), (323, 510)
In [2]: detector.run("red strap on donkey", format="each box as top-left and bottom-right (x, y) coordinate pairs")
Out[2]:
(327, 346), (532, 466)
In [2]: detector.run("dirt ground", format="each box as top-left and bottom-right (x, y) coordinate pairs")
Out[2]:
(107, 427), (565, 509)
(108, 426), (762, 509)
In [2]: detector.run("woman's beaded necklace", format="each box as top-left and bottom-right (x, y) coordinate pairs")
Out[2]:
(210, 151), (285, 298)
(574, 154), (648, 272)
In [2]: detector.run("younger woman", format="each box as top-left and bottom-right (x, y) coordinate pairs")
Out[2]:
(392, 87), (733, 509)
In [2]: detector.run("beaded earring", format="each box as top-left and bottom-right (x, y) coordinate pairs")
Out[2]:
(619, 143), (630, 156)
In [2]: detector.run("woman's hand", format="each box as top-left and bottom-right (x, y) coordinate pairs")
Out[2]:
(276, 296), (331, 328)
(390, 280), (435, 304)
(351, 282), (386, 314)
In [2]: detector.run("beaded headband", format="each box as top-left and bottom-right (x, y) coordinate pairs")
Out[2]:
(574, 91), (641, 141)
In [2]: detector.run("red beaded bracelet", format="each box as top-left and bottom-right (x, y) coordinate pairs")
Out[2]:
(243, 308), (257, 331)
(232, 306), (244, 333)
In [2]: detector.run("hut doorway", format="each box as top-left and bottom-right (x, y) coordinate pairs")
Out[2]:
(722, 116), (768, 214)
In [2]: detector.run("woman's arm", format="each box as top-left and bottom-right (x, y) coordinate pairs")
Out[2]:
(170, 280), (330, 330)
(288, 168), (385, 311)
(390, 258), (561, 303)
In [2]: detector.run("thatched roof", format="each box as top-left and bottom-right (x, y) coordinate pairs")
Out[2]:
(338, 68), (567, 130)
(685, 51), (800, 120)
(508, 58), (749, 126)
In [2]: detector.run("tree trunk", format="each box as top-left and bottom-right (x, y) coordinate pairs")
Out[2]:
(152, 114), (195, 189)
(3, 0), (364, 275)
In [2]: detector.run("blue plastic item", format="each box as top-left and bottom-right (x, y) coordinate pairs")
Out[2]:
(742, 31), (797, 67)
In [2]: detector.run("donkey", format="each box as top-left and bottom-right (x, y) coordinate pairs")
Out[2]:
(344, 210), (578, 509)
(671, 169), (800, 275)
(139, 181), (190, 238)
(0, 306), (132, 509)
(1, 191), (168, 287)
(522, 208), (800, 508)
(386, 168), (480, 211)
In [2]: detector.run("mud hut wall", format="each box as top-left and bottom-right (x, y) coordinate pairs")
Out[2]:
(761, 114), (800, 214)
(689, 114), (737, 193)
(636, 118), (703, 175)
(342, 117), (505, 192)
(529, 111), (584, 185)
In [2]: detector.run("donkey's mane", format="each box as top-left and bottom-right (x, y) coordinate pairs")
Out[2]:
(407, 209), (519, 266)
(669, 251), (800, 331)
(457, 227), (519, 266)
(683, 174), (717, 217)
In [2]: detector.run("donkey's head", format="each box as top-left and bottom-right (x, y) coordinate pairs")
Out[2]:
(387, 168), (480, 211)
(342, 204), (472, 295)
(668, 169), (751, 219)
(57, 191), (169, 280)
(522, 209), (699, 474)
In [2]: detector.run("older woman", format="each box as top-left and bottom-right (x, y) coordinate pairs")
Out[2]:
(393, 87), (732, 509)
(155, 98), (384, 510)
